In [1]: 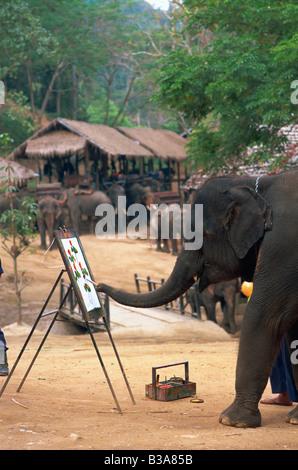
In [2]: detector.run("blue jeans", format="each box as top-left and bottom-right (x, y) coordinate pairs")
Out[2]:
(270, 338), (298, 402)
(0, 328), (6, 349)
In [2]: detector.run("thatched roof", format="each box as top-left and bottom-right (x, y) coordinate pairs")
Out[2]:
(10, 118), (189, 164)
(0, 157), (36, 187)
(60, 118), (154, 158)
(26, 130), (86, 158)
(118, 127), (188, 161)
(10, 118), (155, 161)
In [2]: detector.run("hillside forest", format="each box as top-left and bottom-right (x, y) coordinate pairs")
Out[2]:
(0, 0), (297, 171)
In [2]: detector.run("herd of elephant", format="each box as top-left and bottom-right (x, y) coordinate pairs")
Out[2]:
(34, 182), (241, 336)
(10, 181), (156, 250)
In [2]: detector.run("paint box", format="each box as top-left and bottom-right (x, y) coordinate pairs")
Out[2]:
(145, 361), (196, 401)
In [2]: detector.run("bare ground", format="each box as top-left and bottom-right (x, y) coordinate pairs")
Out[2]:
(0, 235), (297, 451)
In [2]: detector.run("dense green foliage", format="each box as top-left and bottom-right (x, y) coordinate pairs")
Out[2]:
(154, 0), (298, 171)
(0, 0), (180, 147)
(0, 134), (39, 323)
(1, 0), (297, 171)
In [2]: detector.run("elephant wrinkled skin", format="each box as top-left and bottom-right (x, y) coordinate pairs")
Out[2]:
(97, 170), (298, 428)
(66, 188), (111, 234)
(189, 279), (239, 334)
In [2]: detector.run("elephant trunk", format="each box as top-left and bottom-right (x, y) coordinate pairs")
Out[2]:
(97, 249), (203, 308)
(44, 213), (56, 248)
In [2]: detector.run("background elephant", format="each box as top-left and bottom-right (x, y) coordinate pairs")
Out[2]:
(65, 187), (111, 234)
(125, 182), (159, 209)
(37, 196), (66, 250)
(106, 182), (125, 232)
(0, 188), (37, 214)
(97, 170), (298, 429)
(150, 203), (185, 256)
(188, 279), (240, 334)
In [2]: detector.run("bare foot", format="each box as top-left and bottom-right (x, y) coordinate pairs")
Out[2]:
(260, 392), (293, 406)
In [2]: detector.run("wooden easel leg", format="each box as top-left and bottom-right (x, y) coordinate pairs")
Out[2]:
(103, 316), (136, 405)
(0, 269), (133, 415)
(16, 285), (72, 393)
(81, 310), (123, 414)
(0, 269), (66, 398)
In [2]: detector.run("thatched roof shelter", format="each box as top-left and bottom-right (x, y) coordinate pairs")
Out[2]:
(26, 130), (86, 158)
(0, 157), (36, 187)
(10, 118), (154, 161)
(60, 119), (154, 159)
(9, 118), (189, 189)
(118, 127), (188, 161)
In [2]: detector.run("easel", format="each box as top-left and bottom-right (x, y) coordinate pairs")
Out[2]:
(0, 231), (136, 414)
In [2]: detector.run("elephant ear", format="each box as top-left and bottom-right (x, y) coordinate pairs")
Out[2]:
(224, 186), (273, 259)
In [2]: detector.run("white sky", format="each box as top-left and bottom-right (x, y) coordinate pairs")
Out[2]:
(146, 0), (170, 10)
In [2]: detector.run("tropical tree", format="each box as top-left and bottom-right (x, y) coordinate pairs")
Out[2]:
(0, 0), (59, 126)
(154, 0), (298, 171)
(0, 134), (38, 325)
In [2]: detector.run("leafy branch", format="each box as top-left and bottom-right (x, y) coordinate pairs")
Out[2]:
(0, 133), (38, 324)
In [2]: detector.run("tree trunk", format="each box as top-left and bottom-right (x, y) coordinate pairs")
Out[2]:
(13, 255), (22, 325)
(110, 73), (137, 127)
(26, 58), (35, 121)
(73, 64), (78, 120)
(104, 74), (113, 125)
(38, 61), (66, 125)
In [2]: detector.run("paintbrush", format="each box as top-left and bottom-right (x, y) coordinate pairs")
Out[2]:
(85, 277), (98, 287)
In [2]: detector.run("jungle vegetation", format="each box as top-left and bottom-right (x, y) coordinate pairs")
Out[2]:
(0, 0), (297, 171)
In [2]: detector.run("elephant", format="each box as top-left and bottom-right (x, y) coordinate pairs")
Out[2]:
(37, 196), (66, 250)
(150, 203), (186, 256)
(0, 188), (37, 214)
(97, 169), (298, 428)
(106, 182), (125, 211)
(125, 182), (160, 210)
(188, 279), (239, 334)
(65, 187), (111, 234)
(106, 183), (126, 232)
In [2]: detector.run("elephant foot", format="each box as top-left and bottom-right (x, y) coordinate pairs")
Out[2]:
(221, 322), (236, 335)
(219, 399), (261, 428)
(286, 405), (298, 425)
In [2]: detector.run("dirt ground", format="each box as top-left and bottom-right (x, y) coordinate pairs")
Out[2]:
(0, 234), (297, 451)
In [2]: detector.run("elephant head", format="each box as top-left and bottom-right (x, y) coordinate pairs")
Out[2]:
(97, 176), (272, 308)
(37, 195), (66, 249)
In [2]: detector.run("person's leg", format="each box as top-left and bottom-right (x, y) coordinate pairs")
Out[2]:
(261, 338), (295, 406)
(0, 328), (9, 376)
(280, 338), (298, 403)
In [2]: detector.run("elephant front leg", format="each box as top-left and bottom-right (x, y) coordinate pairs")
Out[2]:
(286, 406), (298, 425)
(219, 305), (279, 428)
(221, 299), (236, 334)
(203, 300), (217, 323)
